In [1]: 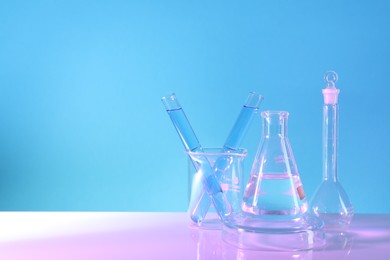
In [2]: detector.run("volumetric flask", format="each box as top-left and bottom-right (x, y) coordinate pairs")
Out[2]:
(187, 148), (247, 229)
(310, 71), (354, 230)
(222, 111), (325, 251)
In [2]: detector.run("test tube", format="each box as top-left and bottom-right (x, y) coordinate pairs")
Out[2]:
(161, 94), (202, 152)
(224, 92), (264, 151)
(162, 93), (232, 220)
(189, 92), (263, 223)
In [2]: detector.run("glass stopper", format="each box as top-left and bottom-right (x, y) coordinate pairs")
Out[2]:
(324, 71), (338, 88)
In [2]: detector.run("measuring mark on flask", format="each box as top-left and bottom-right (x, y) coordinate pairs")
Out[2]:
(274, 155), (285, 163)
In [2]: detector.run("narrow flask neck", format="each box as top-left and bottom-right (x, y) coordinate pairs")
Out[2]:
(262, 111), (289, 138)
(323, 104), (338, 181)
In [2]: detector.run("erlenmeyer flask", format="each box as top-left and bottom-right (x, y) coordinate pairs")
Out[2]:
(242, 111), (307, 216)
(222, 111), (324, 251)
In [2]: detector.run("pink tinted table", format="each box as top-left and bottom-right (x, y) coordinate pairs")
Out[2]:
(0, 213), (389, 259)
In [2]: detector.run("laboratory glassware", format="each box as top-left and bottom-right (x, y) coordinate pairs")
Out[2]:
(222, 111), (325, 251)
(310, 71), (354, 230)
(162, 93), (232, 221)
(223, 92), (264, 151)
(161, 93), (202, 152)
(241, 111), (307, 215)
(189, 92), (263, 225)
(187, 148), (247, 229)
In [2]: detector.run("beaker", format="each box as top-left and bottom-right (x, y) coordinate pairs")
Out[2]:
(222, 111), (325, 251)
(188, 92), (263, 224)
(187, 148), (247, 229)
(162, 93), (233, 222)
(162, 92), (262, 225)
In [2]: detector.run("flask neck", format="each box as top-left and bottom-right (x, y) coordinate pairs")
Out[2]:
(256, 110), (300, 178)
(323, 104), (338, 181)
(262, 111), (289, 138)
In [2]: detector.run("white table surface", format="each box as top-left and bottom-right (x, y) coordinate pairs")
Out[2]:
(0, 212), (389, 259)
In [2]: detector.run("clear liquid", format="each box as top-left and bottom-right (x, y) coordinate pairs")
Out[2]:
(242, 173), (308, 215)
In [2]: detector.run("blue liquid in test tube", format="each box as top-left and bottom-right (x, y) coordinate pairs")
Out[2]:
(162, 93), (232, 220)
(224, 92), (264, 151)
(190, 92), (263, 223)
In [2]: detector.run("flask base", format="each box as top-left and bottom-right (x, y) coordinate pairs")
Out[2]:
(222, 212), (326, 251)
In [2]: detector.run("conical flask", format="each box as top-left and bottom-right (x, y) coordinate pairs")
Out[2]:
(222, 111), (325, 251)
(310, 71), (354, 230)
(242, 111), (307, 216)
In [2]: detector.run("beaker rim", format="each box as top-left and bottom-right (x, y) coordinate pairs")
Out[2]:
(185, 147), (247, 157)
(261, 110), (289, 118)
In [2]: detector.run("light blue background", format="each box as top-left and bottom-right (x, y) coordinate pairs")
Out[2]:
(0, 0), (389, 212)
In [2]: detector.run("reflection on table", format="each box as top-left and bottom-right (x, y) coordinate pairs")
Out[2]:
(0, 213), (389, 259)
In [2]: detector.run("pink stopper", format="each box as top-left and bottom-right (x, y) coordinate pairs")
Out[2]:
(322, 87), (340, 104)
(322, 71), (340, 104)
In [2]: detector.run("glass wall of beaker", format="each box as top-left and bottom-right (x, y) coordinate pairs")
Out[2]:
(187, 148), (247, 229)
